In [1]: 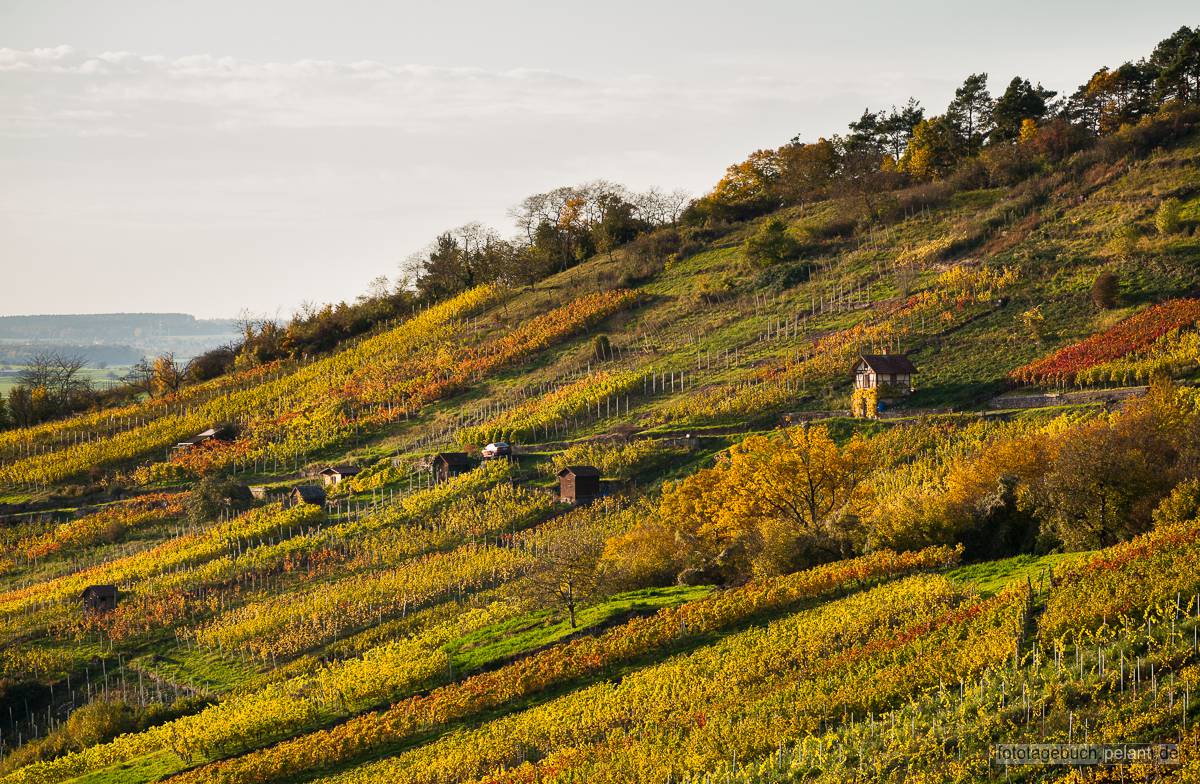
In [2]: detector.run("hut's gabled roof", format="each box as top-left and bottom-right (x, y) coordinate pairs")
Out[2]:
(319, 464), (360, 477)
(558, 465), (600, 478)
(433, 452), (472, 467)
(292, 485), (326, 503)
(854, 354), (919, 375)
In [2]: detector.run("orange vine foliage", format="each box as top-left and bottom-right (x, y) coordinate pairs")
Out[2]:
(1011, 298), (1200, 385)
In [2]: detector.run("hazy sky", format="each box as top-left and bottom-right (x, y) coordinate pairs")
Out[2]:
(2, 1), (1195, 319)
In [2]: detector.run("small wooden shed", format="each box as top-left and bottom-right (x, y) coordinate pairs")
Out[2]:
(82, 584), (118, 614)
(319, 465), (360, 487)
(431, 452), (472, 483)
(291, 485), (327, 506)
(558, 466), (601, 505)
(852, 354), (918, 394)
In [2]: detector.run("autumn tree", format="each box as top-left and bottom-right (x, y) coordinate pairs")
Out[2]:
(708, 149), (782, 206)
(1036, 382), (1200, 549)
(59, 700), (138, 754)
(864, 432), (1049, 558)
(17, 352), (91, 406)
(185, 344), (237, 383)
(900, 116), (961, 179)
(523, 523), (606, 627)
(150, 353), (185, 397)
(658, 425), (873, 579)
(835, 140), (901, 216)
(597, 517), (684, 591)
(6, 352), (93, 424)
(235, 315), (285, 366)
(770, 139), (840, 204)
(6, 385), (37, 428)
(186, 474), (252, 526)
(1068, 63), (1155, 135)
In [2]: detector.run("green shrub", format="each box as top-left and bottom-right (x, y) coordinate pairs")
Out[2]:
(1107, 225), (1140, 260)
(754, 262), (813, 292)
(1155, 198), (1183, 236)
(742, 219), (802, 267)
(796, 214), (856, 241)
(186, 474), (252, 525)
(592, 335), (613, 361)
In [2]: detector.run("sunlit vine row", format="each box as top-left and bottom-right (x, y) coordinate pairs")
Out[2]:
(322, 576), (1026, 784)
(0, 503), (323, 617)
(0, 602), (519, 784)
(455, 370), (643, 447)
(1040, 515), (1200, 642)
(15, 493), (185, 563)
(188, 543), (533, 659)
(1074, 325), (1200, 387)
(165, 547), (959, 784)
(0, 287), (499, 486)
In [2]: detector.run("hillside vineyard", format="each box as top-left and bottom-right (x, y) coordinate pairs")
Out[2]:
(3, 24), (1200, 784)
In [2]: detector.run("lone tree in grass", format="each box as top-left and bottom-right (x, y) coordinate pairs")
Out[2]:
(1091, 272), (1119, 310)
(523, 523), (605, 628)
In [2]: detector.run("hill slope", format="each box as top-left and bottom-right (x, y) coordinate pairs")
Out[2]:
(3, 83), (1200, 784)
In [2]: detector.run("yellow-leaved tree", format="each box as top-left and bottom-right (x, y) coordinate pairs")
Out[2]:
(654, 424), (874, 581)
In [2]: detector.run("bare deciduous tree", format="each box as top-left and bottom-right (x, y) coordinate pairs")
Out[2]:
(17, 352), (91, 404)
(522, 524), (606, 628)
(123, 358), (156, 396)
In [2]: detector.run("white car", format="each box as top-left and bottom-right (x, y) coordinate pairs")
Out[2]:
(481, 441), (512, 458)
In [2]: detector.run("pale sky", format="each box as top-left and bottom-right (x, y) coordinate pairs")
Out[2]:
(2, 1), (1195, 318)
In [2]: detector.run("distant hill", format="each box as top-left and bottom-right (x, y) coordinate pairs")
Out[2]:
(0, 313), (239, 364)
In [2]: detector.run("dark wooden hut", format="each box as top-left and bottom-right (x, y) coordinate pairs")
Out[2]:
(431, 452), (473, 483)
(81, 584), (118, 614)
(291, 485), (327, 506)
(558, 465), (601, 505)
